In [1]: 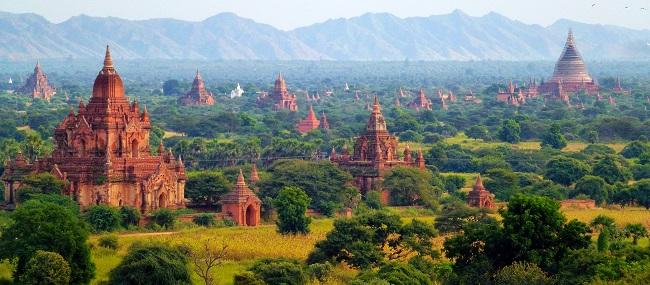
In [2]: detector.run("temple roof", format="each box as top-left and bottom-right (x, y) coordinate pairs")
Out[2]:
(91, 45), (125, 100)
(549, 30), (593, 84)
(365, 96), (388, 134)
(221, 169), (260, 203)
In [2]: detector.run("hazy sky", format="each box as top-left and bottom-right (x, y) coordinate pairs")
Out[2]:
(2, 0), (650, 30)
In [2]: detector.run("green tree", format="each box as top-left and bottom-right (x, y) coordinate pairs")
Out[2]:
(623, 223), (648, 245)
(258, 160), (352, 216)
(185, 171), (232, 207)
(162, 79), (185, 96)
(541, 123), (567, 149)
(150, 208), (176, 229)
(84, 205), (121, 233)
(498, 119), (521, 144)
(108, 242), (191, 285)
(484, 168), (519, 200)
(493, 262), (554, 285)
(466, 125), (489, 140)
(273, 186), (311, 235)
(307, 212), (437, 269)
(0, 200), (94, 284)
(573, 175), (610, 205)
(620, 141), (650, 158)
(20, 250), (71, 285)
(353, 262), (432, 285)
(16, 173), (66, 202)
(544, 156), (591, 186)
(434, 202), (485, 234)
(592, 155), (632, 184)
(597, 228), (610, 252)
(383, 167), (438, 207)
(632, 179), (650, 209)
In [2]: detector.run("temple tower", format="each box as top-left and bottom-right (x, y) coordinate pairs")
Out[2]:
(17, 61), (56, 100)
(220, 169), (261, 226)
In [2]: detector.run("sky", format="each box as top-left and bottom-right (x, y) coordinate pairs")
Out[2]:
(1, 0), (650, 30)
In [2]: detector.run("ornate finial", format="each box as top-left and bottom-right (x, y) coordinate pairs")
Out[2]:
(237, 169), (247, 186)
(475, 174), (484, 189)
(373, 96), (381, 112)
(104, 45), (113, 68)
(157, 141), (164, 155)
(566, 29), (575, 46)
(195, 69), (201, 79)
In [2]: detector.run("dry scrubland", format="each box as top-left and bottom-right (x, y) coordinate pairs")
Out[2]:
(2, 207), (645, 284)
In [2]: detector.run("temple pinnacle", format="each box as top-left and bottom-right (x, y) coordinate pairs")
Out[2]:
(104, 45), (113, 68)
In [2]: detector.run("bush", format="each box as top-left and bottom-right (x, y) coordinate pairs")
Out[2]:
(192, 213), (217, 227)
(248, 258), (307, 285)
(365, 191), (383, 209)
(306, 262), (333, 282)
(20, 250), (71, 285)
(150, 208), (176, 229)
(84, 205), (121, 233)
(233, 272), (264, 285)
(108, 242), (191, 285)
(98, 235), (119, 250)
(120, 206), (141, 228)
(620, 141), (650, 158)
(493, 262), (553, 285)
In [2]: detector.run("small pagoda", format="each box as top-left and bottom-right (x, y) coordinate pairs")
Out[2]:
(17, 61), (56, 100)
(407, 88), (433, 111)
(220, 169), (261, 226)
(296, 105), (321, 134)
(467, 175), (494, 209)
(178, 70), (215, 106)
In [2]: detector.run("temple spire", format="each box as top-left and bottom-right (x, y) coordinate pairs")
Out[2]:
(474, 174), (484, 190)
(103, 45), (113, 68)
(237, 169), (247, 187)
(566, 29), (575, 47)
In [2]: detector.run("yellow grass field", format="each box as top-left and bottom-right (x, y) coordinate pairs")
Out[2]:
(163, 129), (186, 138)
(1, 207), (647, 284)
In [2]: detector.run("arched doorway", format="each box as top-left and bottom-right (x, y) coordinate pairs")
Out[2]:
(158, 193), (167, 208)
(245, 204), (257, 226)
(131, 139), (139, 158)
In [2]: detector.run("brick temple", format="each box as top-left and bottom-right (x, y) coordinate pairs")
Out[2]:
(331, 97), (425, 202)
(540, 30), (599, 100)
(467, 175), (494, 209)
(178, 70), (215, 106)
(2, 46), (187, 213)
(17, 61), (56, 101)
(407, 88), (433, 111)
(220, 169), (261, 226)
(272, 74), (298, 111)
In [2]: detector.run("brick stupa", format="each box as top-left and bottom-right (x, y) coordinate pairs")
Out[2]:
(178, 70), (215, 106)
(467, 175), (494, 209)
(17, 61), (56, 100)
(272, 74), (298, 111)
(296, 105), (321, 134)
(408, 88), (433, 111)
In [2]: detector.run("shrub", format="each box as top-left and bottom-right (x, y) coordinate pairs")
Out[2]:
(150, 208), (176, 229)
(84, 205), (121, 233)
(306, 262), (333, 282)
(493, 262), (553, 285)
(233, 272), (264, 285)
(98, 235), (119, 250)
(108, 242), (191, 285)
(192, 213), (217, 227)
(119, 206), (141, 228)
(248, 258), (307, 285)
(621, 141), (650, 158)
(20, 250), (71, 285)
(365, 191), (383, 209)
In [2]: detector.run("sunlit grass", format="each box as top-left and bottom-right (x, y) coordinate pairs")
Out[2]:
(562, 207), (650, 228)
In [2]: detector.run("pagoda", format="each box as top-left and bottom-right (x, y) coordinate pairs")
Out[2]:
(220, 169), (261, 226)
(331, 97), (425, 202)
(467, 175), (494, 209)
(320, 111), (330, 130)
(272, 74), (298, 111)
(296, 106), (321, 134)
(17, 61), (56, 100)
(230, 83), (244, 99)
(611, 76), (629, 94)
(540, 30), (599, 98)
(496, 81), (517, 102)
(408, 88), (433, 111)
(178, 70), (215, 106)
(2, 46), (187, 212)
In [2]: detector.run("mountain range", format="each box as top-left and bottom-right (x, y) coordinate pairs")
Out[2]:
(0, 10), (648, 61)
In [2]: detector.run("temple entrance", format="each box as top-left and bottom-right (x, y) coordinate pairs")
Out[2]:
(245, 204), (256, 226)
(158, 193), (167, 208)
(131, 139), (139, 158)
(79, 139), (86, 157)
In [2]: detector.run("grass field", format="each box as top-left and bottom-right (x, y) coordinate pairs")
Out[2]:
(441, 133), (628, 153)
(163, 129), (186, 138)
(1, 207), (648, 284)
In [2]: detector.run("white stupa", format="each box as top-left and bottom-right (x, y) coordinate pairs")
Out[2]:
(230, 83), (244, 99)
(8, 77), (12, 84)
(344, 82), (350, 92)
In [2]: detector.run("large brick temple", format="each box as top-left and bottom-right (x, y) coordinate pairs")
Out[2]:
(331, 97), (425, 201)
(272, 74), (298, 111)
(178, 70), (215, 106)
(16, 61), (56, 101)
(540, 30), (599, 101)
(2, 46), (187, 212)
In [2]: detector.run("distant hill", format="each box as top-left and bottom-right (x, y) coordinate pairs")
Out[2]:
(0, 10), (648, 61)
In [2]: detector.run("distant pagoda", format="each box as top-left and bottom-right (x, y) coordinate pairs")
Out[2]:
(331, 96), (425, 202)
(178, 70), (215, 106)
(17, 61), (56, 100)
(467, 175), (494, 209)
(540, 30), (599, 99)
(272, 74), (298, 111)
(296, 105), (321, 134)
(407, 88), (433, 111)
